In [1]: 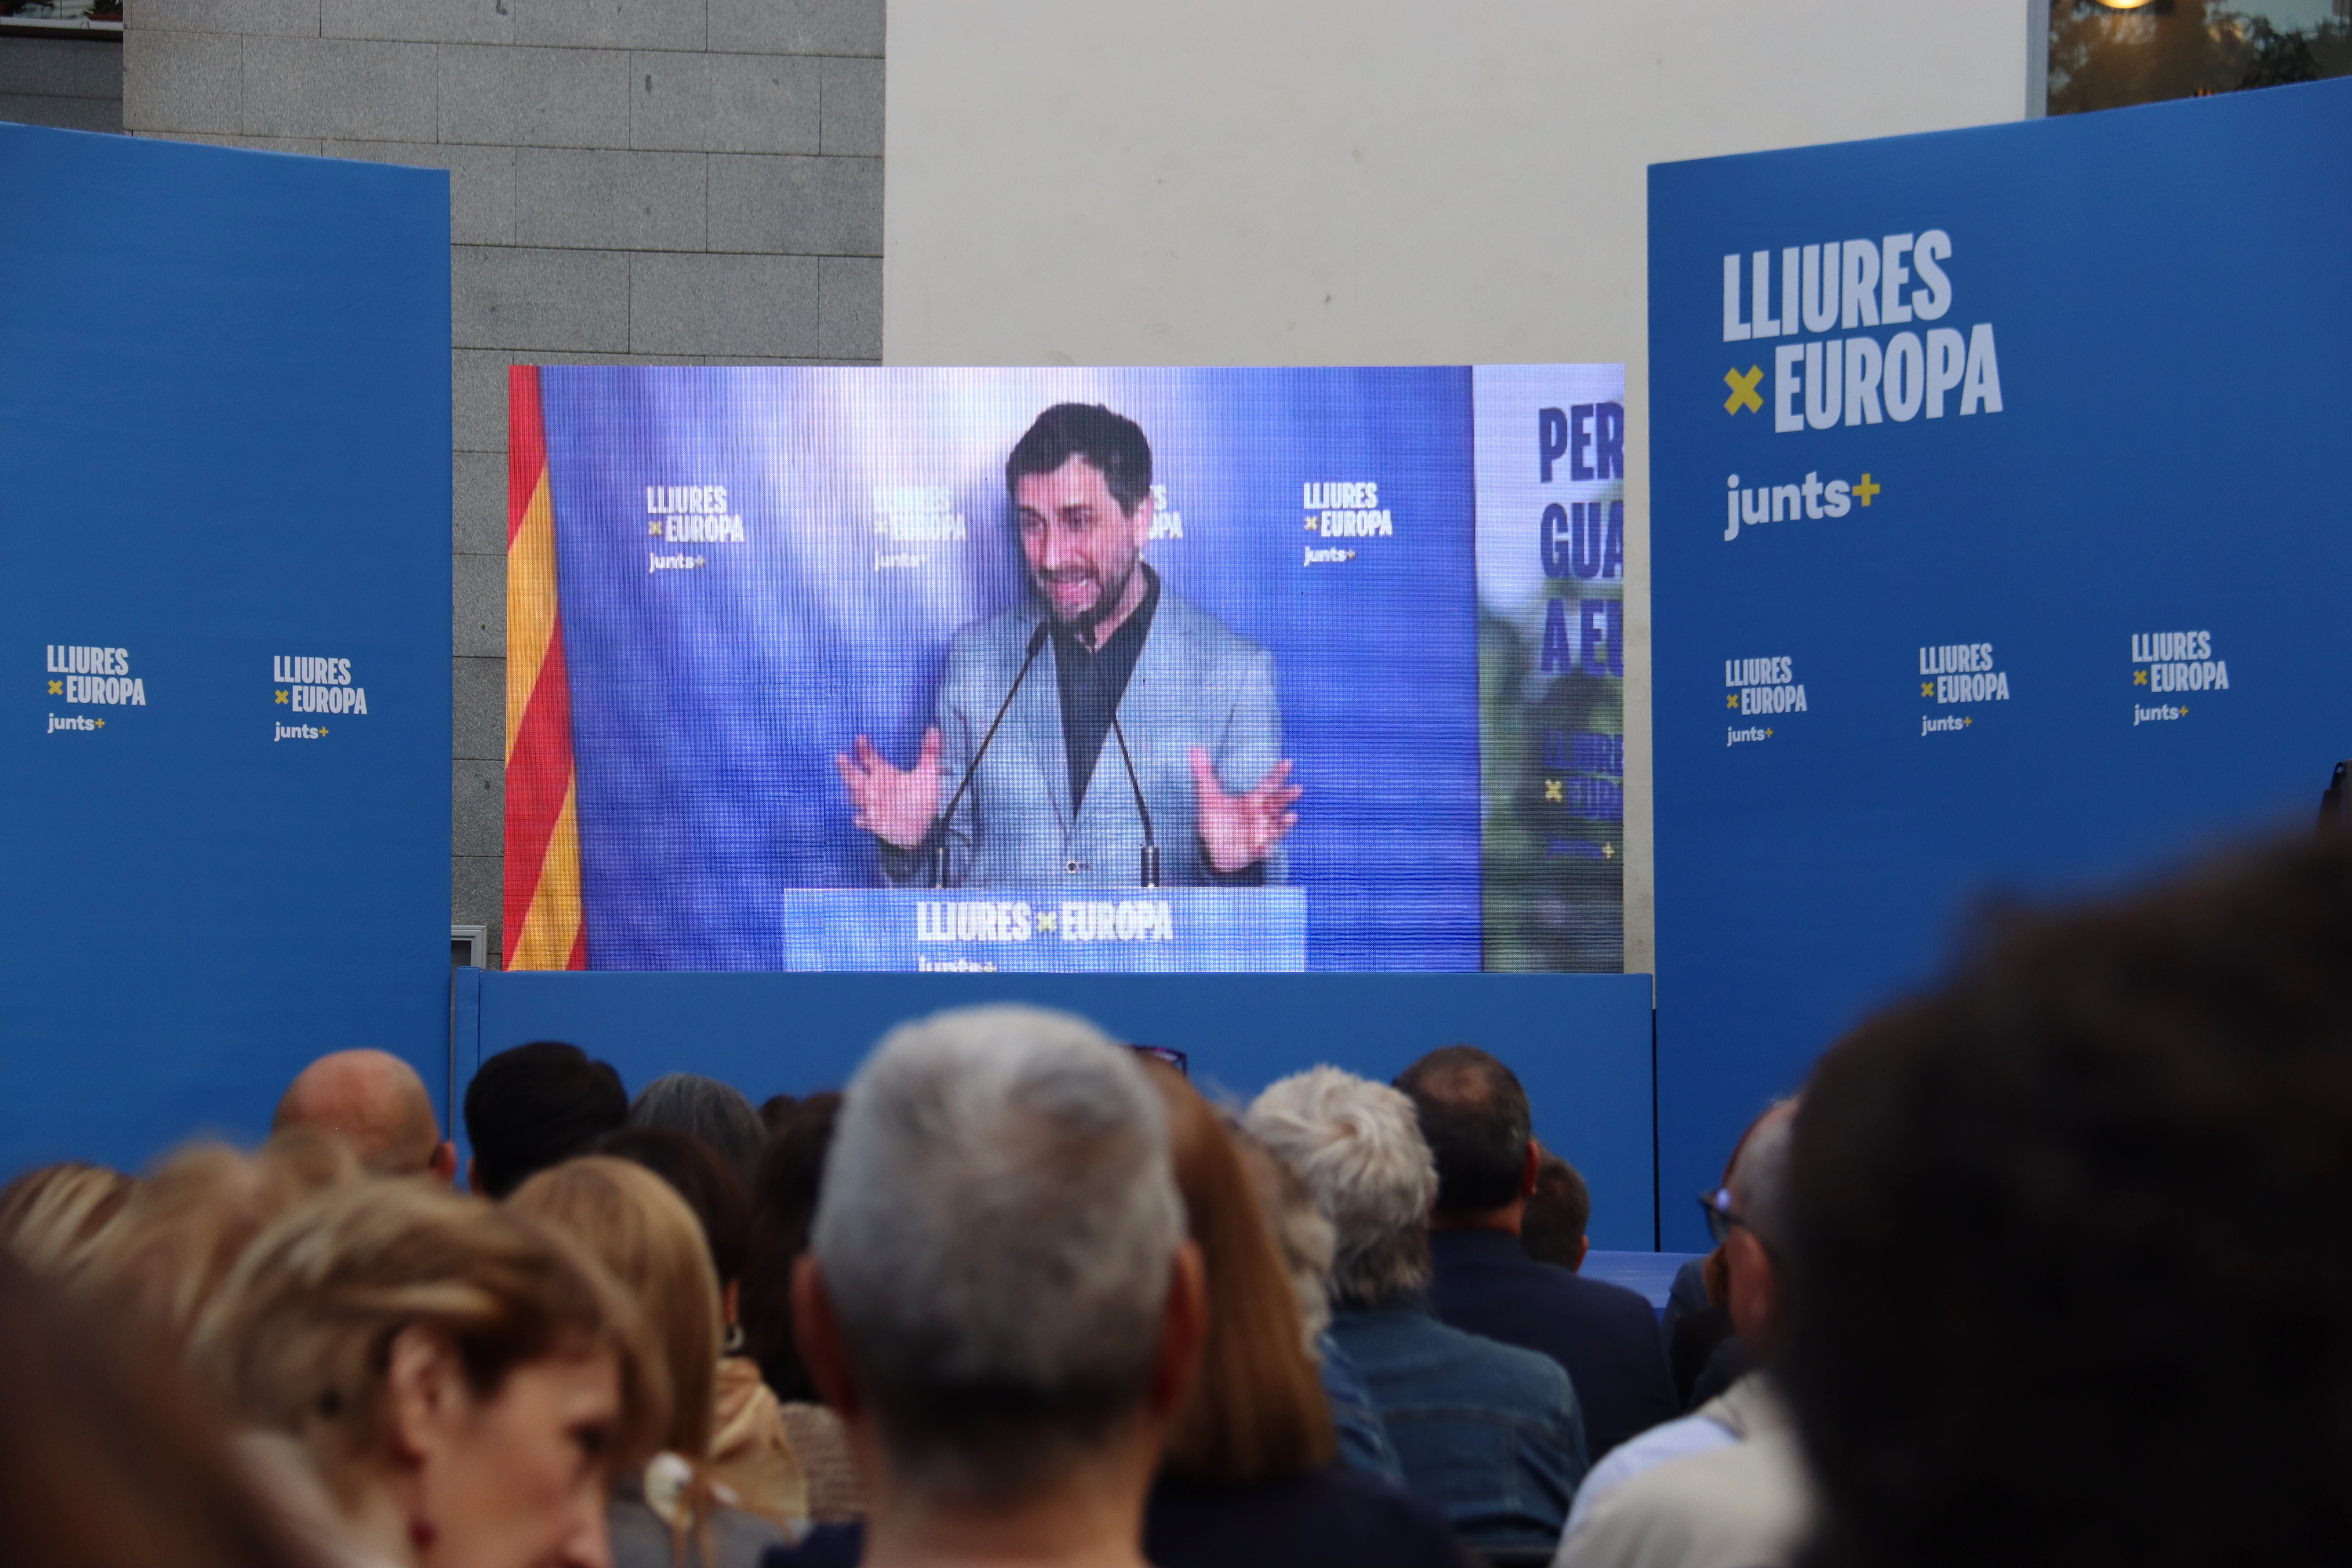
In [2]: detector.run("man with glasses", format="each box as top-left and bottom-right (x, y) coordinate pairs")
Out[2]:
(1550, 1099), (1812, 1568)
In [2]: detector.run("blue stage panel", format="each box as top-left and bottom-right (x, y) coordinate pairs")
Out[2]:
(1648, 80), (2352, 1248)
(458, 971), (1659, 1250)
(0, 127), (450, 1173)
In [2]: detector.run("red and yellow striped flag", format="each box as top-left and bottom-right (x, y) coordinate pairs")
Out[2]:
(503, 366), (588, 970)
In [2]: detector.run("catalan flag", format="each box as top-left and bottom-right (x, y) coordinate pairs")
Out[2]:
(503, 366), (587, 970)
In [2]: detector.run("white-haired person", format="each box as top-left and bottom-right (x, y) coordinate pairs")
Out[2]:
(1247, 1066), (1589, 1555)
(786, 1005), (1207, 1568)
(192, 1181), (668, 1568)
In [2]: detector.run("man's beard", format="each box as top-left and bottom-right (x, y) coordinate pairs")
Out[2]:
(1037, 554), (1137, 633)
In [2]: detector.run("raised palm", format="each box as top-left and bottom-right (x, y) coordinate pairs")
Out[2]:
(1191, 747), (1301, 874)
(835, 727), (941, 850)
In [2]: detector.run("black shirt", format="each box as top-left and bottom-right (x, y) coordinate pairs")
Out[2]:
(1052, 563), (1161, 815)
(765, 1465), (1469, 1568)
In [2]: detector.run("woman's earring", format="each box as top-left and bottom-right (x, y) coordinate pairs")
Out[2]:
(724, 1322), (746, 1354)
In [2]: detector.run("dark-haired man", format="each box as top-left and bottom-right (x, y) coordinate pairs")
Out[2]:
(461, 1039), (627, 1198)
(836, 402), (1299, 888)
(1400, 1045), (1679, 1463)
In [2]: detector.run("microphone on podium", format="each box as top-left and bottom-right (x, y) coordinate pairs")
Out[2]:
(929, 620), (1052, 889)
(1079, 617), (1160, 889)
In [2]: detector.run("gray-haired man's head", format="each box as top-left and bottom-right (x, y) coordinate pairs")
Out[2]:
(810, 1005), (1184, 1499)
(1730, 1100), (1797, 1253)
(1245, 1066), (1439, 1310)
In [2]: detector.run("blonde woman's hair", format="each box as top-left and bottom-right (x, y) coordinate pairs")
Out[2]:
(77, 1129), (360, 1350)
(510, 1156), (722, 1460)
(189, 1180), (668, 1502)
(0, 1161), (135, 1277)
(1146, 1066), (1336, 1484)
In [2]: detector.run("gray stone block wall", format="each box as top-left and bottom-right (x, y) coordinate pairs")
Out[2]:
(121, 0), (885, 967)
(0, 34), (126, 134)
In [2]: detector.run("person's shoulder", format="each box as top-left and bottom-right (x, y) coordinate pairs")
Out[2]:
(1427, 1313), (1574, 1397)
(946, 601), (1042, 660)
(1304, 1467), (1472, 1566)
(1556, 1266), (1667, 1324)
(1155, 587), (1265, 664)
(1581, 1411), (1740, 1502)
(1564, 1430), (1810, 1568)
(1150, 1469), (1466, 1568)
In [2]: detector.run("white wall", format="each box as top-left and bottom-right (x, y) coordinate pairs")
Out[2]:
(884, 1), (2030, 971)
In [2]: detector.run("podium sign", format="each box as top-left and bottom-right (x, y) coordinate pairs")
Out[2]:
(782, 889), (1306, 973)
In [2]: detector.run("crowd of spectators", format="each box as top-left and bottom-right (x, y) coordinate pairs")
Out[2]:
(3, 833), (2349, 1568)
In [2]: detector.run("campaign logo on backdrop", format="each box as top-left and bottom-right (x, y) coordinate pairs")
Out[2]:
(1719, 469), (1882, 542)
(1724, 655), (1807, 746)
(646, 483), (745, 574)
(1918, 641), (2011, 735)
(1301, 478), (1393, 567)
(1719, 230), (2004, 432)
(1714, 230), (2001, 550)
(43, 643), (145, 734)
(2130, 629), (2230, 727)
(273, 654), (368, 743)
(1149, 483), (1185, 541)
(867, 483), (960, 572)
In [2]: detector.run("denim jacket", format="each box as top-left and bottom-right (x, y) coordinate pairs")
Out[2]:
(1317, 1331), (1406, 1483)
(1329, 1296), (1590, 1551)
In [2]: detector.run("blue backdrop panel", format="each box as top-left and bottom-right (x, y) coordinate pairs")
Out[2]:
(0, 127), (450, 1173)
(454, 971), (1658, 1251)
(1648, 81), (2352, 1248)
(537, 367), (1483, 974)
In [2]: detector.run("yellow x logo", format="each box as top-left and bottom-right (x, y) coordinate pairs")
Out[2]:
(1543, 779), (1564, 802)
(1724, 366), (1763, 415)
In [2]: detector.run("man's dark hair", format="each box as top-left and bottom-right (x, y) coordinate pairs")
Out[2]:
(1520, 1149), (1591, 1269)
(1785, 834), (2352, 1568)
(1395, 1046), (1533, 1215)
(1004, 403), (1153, 517)
(739, 1092), (842, 1403)
(625, 1072), (765, 1194)
(592, 1124), (752, 1289)
(758, 1094), (797, 1137)
(461, 1041), (626, 1199)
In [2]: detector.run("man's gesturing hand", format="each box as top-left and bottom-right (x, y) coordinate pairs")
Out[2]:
(1190, 747), (1302, 875)
(835, 727), (941, 851)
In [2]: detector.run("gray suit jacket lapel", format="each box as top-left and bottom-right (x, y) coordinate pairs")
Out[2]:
(1018, 611), (1071, 835)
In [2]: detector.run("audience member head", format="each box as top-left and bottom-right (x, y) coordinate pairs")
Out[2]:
(741, 1092), (840, 1402)
(79, 1129), (359, 1352)
(1245, 1066), (1438, 1310)
(593, 1125), (752, 1298)
(1144, 1062), (1336, 1485)
(627, 1074), (766, 1193)
(462, 1042), (626, 1199)
(0, 1251), (311, 1568)
(275, 1049), (456, 1182)
(1715, 1099), (1795, 1357)
(1236, 1131), (1337, 1346)
(510, 1156), (722, 1462)
(0, 1159), (134, 1277)
(193, 1180), (666, 1568)
(1785, 835), (2352, 1568)
(1520, 1148), (1592, 1271)
(1395, 1045), (1538, 1225)
(795, 1004), (1202, 1520)
(758, 1095), (798, 1137)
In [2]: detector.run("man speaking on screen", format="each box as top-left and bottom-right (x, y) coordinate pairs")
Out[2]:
(836, 402), (1301, 889)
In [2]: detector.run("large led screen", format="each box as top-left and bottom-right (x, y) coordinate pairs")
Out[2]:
(504, 364), (1624, 973)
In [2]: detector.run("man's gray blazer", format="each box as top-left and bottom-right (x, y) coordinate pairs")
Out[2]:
(883, 590), (1287, 889)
